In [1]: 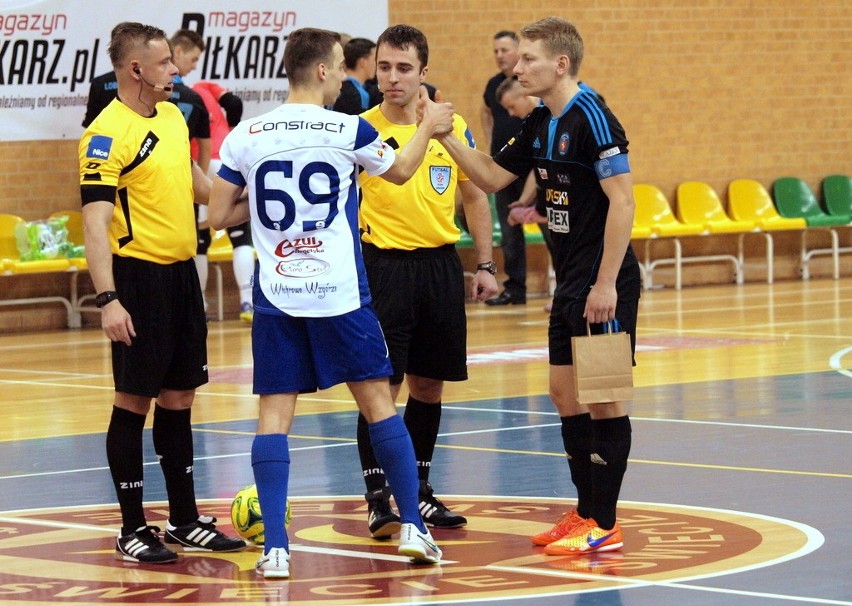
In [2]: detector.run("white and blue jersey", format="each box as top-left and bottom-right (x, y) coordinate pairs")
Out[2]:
(218, 103), (395, 318)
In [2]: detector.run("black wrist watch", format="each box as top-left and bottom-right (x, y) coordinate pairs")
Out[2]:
(475, 261), (497, 275)
(95, 290), (119, 308)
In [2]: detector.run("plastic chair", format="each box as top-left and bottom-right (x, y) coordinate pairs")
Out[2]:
(822, 174), (852, 217)
(0, 213), (78, 326)
(676, 181), (756, 233)
(48, 210), (88, 270)
(0, 213), (71, 274)
(48, 210), (93, 315)
(632, 184), (705, 289)
(207, 229), (234, 322)
(773, 177), (849, 279)
(773, 177), (850, 226)
(670, 182), (761, 285)
(727, 179), (808, 284)
(0, 213), (24, 272)
(728, 180), (807, 231)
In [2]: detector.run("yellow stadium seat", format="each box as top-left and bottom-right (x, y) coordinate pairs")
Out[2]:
(207, 229), (234, 321)
(634, 184), (705, 238)
(726, 179), (810, 284)
(632, 184), (722, 289)
(0, 213), (78, 327)
(676, 181), (776, 285)
(0, 213), (71, 274)
(48, 210), (88, 270)
(676, 181), (755, 233)
(728, 180), (806, 231)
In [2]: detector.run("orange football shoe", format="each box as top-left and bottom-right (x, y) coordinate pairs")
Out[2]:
(531, 509), (586, 546)
(543, 518), (623, 556)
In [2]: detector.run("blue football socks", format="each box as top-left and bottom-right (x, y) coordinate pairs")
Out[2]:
(251, 433), (291, 552)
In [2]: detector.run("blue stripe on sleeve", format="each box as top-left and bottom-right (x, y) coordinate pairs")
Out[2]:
(217, 163), (246, 187)
(576, 94), (612, 146)
(463, 127), (476, 148)
(355, 117), (380, 150)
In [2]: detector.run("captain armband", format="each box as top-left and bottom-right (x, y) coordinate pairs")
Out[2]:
(594, 152), (630, 180)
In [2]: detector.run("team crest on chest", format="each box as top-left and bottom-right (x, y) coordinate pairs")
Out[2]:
(558, 132), (570, 155)
(430, 166), (451, 194)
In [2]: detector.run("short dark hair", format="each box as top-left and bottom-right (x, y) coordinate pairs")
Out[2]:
(377, 24), (428, 69)
(108, 22), (167, 68)
(171, 29), (205, 53)
(494, 30), (518, 42)
(284, 28), (341, 87)
(495, 75), (520, 103)
(343, 38), (376, 70)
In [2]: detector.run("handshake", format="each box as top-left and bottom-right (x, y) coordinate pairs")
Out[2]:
(416, 86), (455, 137)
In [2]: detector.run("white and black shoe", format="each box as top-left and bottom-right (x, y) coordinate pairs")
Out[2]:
(115, 525), (178, 564)
(164, 515), (247, 552)
(366, 487), (401, 539)
(419, 481), (467, 528)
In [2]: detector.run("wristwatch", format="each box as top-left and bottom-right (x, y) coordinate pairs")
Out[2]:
(475, 261), (497, 275)
(95, 290), (119, 308)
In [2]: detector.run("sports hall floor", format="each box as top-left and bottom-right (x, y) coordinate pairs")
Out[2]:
(0, 277), (850, 605)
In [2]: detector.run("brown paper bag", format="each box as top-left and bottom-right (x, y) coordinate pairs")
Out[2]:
(571, 322), (634, 404)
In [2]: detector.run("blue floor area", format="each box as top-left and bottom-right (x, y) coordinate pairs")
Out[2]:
(1, 372), (850, 604)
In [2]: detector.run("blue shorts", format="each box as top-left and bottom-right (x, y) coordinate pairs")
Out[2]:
(252, 305), (393, 394)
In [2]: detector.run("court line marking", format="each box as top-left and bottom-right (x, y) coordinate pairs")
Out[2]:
(1, 420), (848, 481)
(0, 497), (838, 605)
(828, 346), (852, 378)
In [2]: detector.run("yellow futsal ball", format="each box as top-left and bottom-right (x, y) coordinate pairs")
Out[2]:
(230, 483), (291, 546)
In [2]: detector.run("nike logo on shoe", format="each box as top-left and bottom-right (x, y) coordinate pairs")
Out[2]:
(587, 531), (616, 548)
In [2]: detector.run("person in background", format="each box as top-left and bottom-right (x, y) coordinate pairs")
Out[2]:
(355, 24), (498, 540)
(481, 30), (527, 307)
(435, 16), (639, 556)
(208, 27), (454, 578)
(496, 75), (555, 311)
(333, 37), (381, 115)
(192, 81), (256, 323)
(79, 21), (246, 565)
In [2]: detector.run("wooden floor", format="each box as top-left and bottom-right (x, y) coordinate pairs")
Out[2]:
(0, 278), (850, 605)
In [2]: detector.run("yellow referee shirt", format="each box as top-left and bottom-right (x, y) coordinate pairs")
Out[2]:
(359, 106), (474, 250)
(79, 99), (197, 264)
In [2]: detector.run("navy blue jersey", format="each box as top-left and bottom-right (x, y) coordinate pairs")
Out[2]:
(494, 88), (638, 299)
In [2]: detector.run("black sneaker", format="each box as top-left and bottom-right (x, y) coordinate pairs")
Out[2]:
(419, 481), (467, 528)
(365, 487), (401, 539)
(164, 515), (247, 552)
(115, 525), (178, 564)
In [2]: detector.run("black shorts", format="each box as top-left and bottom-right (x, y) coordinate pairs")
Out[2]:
(111, 256), (208, 397)
(362, 243), (468, 385)
(548, 274), (641, 366)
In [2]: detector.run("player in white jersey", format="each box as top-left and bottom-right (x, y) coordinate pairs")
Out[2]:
(208, 28), (455, 578)
(219, 104), (387, 318)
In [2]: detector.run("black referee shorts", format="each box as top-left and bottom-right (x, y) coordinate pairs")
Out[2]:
(111, 256), (208, 397)
(362, 243), (468, 385)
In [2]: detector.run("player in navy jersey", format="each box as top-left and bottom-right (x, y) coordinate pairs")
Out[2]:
(436, 16), (639, 556)
(208, 27), (456, 578)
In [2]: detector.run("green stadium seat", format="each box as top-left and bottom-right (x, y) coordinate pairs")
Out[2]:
(821, 174), (852, 218)
(772, 177), (851, 226)
(772, 177), (850, 280)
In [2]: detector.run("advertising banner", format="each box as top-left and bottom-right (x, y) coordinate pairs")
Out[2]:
(0, 0), (388, 141)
